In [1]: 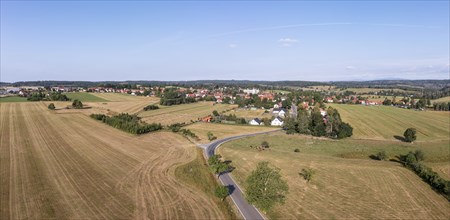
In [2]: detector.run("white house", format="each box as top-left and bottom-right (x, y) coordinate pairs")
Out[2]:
(243, 88), (260, 94)
(249, 118), (262, 126)
(271, 117), (284, 126)
(273, 108), (287, 117)
(320, 109), (327, 116)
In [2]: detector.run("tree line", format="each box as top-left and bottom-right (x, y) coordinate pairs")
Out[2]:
(159, 89), (196, 106)
(433, 102), (450, 111)
(27, 92), (70, 101)
(90, 113), (162, 134)
(283, 106), (353, 139)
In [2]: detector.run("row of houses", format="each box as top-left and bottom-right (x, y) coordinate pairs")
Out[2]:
(249, 117), (284, 126)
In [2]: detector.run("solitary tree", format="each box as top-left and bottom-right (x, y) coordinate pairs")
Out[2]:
(403, 128), (417, 143)
(207, 131), (217, 141)
(261, 141), (270, 149)
(48, 103), (56, 110)
(212, 110), (220, 117)
(72, 99), (83, 109)
(214, 186), (230, 201)
(299, 168), (315, 182)
(245, 162), (288, 212)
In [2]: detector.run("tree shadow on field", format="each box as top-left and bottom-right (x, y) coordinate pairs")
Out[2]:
(393, 135), (406, 142)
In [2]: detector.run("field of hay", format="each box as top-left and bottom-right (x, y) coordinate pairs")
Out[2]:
(329, 104), (450, 141)
(219, 132), (450, 219)
(185, 123), (279, 144)
(230, 108), (272, 120)
(0, 102), (227, 219)
(432, 96), (450, 103)
(90, 93), (150, 102)
(138, 102), (237, 125)
(0, 96), (28, 102)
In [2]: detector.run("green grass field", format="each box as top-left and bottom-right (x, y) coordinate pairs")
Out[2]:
(218, 132), (450, 219)
(64, 92), (108, 102)
(329, 104), (450, 141)
(432, 96), (450, 103)
(0, 96), (28, 102)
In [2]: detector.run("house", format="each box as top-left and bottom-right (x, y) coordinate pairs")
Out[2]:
(201, 116), (213, 122)
(243, 88), (260, 94)
(271, 117), (284, 126)
(249, 118), (262, 126)
(273, 108), (287, 117)
(320, 108), (327, 116)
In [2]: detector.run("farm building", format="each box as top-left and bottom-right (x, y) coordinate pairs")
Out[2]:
(249, 118), (262, 126)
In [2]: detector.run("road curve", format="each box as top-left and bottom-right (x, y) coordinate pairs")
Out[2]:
(203, 129), (281, 220)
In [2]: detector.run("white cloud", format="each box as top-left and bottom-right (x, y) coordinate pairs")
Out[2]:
(228, 43), (237, 48)
(278, 38), (298, 47)
(346, 65), (356, 70)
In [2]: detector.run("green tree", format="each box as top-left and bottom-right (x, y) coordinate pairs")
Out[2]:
(414, 150), (425, 161)
(208, 154), (221, 166)
(210, 162), (230, 177)
(404, 151), (417, 165)
(72, 99), (83, 109)
(299, 168), (315, 182)
(207, 131), (217, 141)
(261, 141), (269, 148)
(245, 162), (288, 212)
(48, 103), (56, 110)
(212, 110), (220, 117)
(403, 128), (417, 143)
(214, 186), (230, 201)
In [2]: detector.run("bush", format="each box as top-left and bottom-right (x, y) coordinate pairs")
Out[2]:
(403, 128), (417, 142)
(143, 104), (159, 111)
(376, 151), (387, 161)
(299, 168), (315, 182)
(294, 148), (300, 153)
(414, 150), (425, 161)
(214, 186), (230, 201)
(261, 141), (269, 148)
(48, 103), (56, 110)
(207, 131), (217, 141)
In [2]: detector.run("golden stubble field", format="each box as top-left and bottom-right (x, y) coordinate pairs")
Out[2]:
(0, 102), (225, 219)
(219, 133), (450, 219)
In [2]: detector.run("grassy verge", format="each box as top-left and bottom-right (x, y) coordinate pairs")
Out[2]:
(175, 148), (238, 219)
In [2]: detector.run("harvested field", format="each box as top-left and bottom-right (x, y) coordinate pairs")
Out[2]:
(230, 109), (272, 120)
(0, 102), (225, 219)
(138, 102), (237, 125)
(432, 96), (450, 103)
(219, 132), (450, 219)
(185, 123), (279, 144)
(329, 104), (450, 141)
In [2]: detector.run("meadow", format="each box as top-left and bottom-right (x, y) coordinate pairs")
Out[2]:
(138, 102), (237, 125)
(0, 102), (227, 219)
(64, 92), (108, 102)
(328, 104), (450, 141)
(218, 132), (450, 219)
(432, 96), (450, 103)
(0, 96), (28, 102)
(230, 108), (272, 120)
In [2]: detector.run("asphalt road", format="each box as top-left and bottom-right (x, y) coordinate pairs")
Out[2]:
(204, 129), (281, 220)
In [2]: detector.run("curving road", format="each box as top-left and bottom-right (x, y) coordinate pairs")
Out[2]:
(203, 129), (281, 220)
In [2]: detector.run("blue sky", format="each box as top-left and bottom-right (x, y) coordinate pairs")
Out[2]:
(1, 1), (449, 82)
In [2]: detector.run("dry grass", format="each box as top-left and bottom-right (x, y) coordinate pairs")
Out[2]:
(91, 93), (151, 102)
(329, 104), (450, 141)
(0, 102), (225, 219)
(138, 102), (237, 125)
(218, 133), (450, 219)
(230, 109), (272, 120)
(185, 123), (279, 144)
(432, 96), (450, 103)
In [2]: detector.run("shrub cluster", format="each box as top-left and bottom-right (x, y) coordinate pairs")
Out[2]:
(284, 106), (353, 139)
(400, 151), (450, 201)
(159, 89), (196, 106)
(179, 128), (198, 139)
(90, 113), (162, 134)
(28, 92), (70, 101)
(143, 104), (159, 111)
